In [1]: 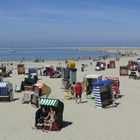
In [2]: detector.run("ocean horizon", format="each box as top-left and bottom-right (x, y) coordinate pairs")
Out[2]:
(0, 46), (118, 61)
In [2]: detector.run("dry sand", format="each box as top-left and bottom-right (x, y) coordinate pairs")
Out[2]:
(0, 50), (140, 140)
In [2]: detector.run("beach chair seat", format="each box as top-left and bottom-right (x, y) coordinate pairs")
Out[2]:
(36, 124), (43, 129)
(43, 122), (60, 131)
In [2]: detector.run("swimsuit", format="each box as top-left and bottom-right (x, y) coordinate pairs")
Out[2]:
(47, 113), (55, 124)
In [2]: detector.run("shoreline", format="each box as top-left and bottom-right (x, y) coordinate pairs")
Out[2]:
(1, 47), (140, 62)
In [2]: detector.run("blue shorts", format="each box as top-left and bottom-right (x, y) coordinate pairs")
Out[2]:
(37, 117), (44, 124)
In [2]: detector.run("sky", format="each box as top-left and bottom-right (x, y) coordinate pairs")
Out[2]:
(0, 0), (140, 47)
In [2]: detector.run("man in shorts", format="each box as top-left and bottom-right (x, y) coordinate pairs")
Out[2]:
(74, 82), (82, 103)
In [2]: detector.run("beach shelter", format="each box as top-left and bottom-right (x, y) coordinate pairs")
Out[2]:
(69, 68), (77, 84)
(120, 66), (128, 76)
(0, 70), (3, 82)
(127, 60), (139, 71)
(31, 83), (51, 107)
(127, 60), (135, 70)
(56, 66), (63, 72)
(84, 74), (103, 95)
(34, 83), (51, 96)
(108, 60), (116, 68)
(0, 82), (13, 101)
(67, 61), (76, 69)
(61, 68), (69, 80)
(92, 80), (113, 108)
(129, 70), (140, 79)
(28, 68), (38, 76)
(50, 70), (61, 78)
(0, 76), (3, 82)
(0, 66), (6, 76)
(61, 68), (70, 90)
(0, 69), (3, 76)
(35, 98), (64, 128)
(17, 64), (25, 74)
(43, 65), (54, 76)
(23, 73), (37, 86)
(105, 77), (120, 98)
(95, 62), (106, 71)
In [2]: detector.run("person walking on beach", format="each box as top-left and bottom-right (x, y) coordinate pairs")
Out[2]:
(70, 82), (76, 97)
(74, 82), (82, 103)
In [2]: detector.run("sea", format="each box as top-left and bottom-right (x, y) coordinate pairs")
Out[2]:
(0, 46), (118, 61)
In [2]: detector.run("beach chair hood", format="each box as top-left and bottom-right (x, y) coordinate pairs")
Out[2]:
(34, 83), (51, 97)
(92, 80), (113, 87)
(39, 98), (64, 128)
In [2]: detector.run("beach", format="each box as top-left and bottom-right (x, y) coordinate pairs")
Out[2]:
(0, 48), (140, 140)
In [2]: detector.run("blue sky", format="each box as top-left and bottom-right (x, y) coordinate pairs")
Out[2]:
(0, 0), (140, 47)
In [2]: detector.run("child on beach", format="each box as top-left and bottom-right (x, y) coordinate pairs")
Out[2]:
(70, 82), (76, 97)
(74, 82), (83, 103)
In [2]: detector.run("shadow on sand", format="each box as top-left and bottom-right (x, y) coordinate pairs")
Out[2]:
(13, 98), (20, 101)
(78, 101), (88, 104)
(118, 95), (124, 98)
(62, 121), (73, 129)
(0, 98), (20, 102)
(104, 102), (120, 109)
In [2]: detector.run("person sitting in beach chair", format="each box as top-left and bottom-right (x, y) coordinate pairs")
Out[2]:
(43, 106), (56, 131)
(35, 107), (47, 127)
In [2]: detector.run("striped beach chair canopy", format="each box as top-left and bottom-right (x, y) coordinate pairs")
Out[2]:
(0, 81), (13, 97)
(92, 80), (113, 87)
(39, 98), (61, 108)
(105, 77), (119, 81)
(34, 83), (51, 97)
(92, 80), (113, 108)
(0, 82), (8, 88)
(37, 98), (64, 128)
(34, 83), (44, 88)
(105, 77), (120, 86)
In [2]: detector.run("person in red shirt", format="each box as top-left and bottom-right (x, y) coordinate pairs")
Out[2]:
(74, 82), (82, 103)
